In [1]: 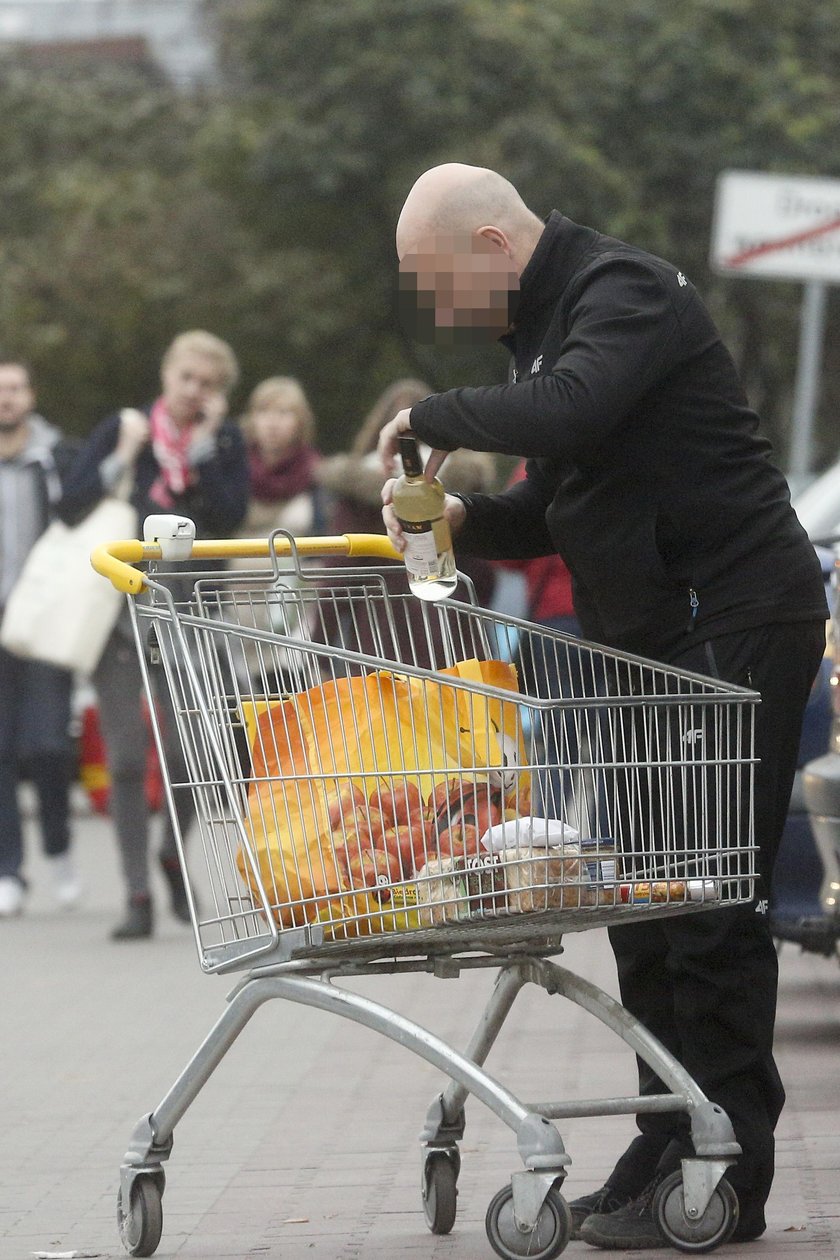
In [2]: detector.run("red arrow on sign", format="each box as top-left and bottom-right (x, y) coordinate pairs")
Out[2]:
(724, 213), (840, 267)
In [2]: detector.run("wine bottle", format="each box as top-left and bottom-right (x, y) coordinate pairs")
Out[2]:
(392, 432), (457, 601)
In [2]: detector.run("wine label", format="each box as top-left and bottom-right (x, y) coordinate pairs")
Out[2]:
(397, 519), (440, 577)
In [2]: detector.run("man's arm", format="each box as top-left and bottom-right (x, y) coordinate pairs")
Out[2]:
(410, 260), (686, 464)
(382, 459), (555, 561)
(454, 465), (556, 560)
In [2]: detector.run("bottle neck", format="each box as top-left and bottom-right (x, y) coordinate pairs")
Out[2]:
(398, 431), (424, 479)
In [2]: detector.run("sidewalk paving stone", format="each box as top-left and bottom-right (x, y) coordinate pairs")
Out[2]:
(1, 809), (838, 1259)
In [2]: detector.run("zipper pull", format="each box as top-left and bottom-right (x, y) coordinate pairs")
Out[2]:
(688, 587), (699, 632)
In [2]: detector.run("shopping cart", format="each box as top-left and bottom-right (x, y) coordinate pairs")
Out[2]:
(93, 520), (759, 1259)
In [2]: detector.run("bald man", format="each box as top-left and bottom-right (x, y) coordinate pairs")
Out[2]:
(380, 165), (827, 1250)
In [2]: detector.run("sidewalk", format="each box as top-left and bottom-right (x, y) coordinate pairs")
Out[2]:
(1, 806), (839, 1259)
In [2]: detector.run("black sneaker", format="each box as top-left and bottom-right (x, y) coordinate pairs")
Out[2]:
(579, 1171), (666, 1250)
(568, 1185), (632, 1241)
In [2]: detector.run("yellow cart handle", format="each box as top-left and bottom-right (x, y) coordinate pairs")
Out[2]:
(91, 533), (402, 595)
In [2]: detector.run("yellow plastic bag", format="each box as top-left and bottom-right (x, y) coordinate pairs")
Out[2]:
(237, 658), (529, 936)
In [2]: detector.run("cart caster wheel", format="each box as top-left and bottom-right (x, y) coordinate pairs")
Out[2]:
(485, 1182), (571, 1260)
(117, 1177), (163, 1257)
(422, 1151), (458, 1234)
(653, 1169), (739, 1253)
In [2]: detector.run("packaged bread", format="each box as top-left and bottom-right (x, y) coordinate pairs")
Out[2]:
(416, 853), (506, 926)
(502, 844), (599, 913)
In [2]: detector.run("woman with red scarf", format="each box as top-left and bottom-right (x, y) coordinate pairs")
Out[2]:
(59, 330), (249, 939)
(239, 376), (322, 540)
(231, 376), (323, 690)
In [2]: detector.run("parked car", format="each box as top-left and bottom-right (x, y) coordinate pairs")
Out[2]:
(770, 466), (840, 960)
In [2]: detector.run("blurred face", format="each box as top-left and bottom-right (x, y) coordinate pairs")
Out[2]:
(160, 351), (228, 427)
(398, 231), (519, 346)
(250, 403), (302, 459)
(0, 364), (35, 430)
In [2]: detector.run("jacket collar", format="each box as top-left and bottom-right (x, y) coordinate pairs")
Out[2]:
(505, 211), (599, 337)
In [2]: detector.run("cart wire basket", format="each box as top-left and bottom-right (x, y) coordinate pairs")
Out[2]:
(94, 521), (759, 1259)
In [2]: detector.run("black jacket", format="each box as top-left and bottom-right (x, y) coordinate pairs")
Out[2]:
(410, 212), (826, 656)
(59, 407), (248, 539)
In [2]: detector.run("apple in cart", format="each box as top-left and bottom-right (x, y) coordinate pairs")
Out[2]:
(333, 818), (374, 886)
(409, 820), (432, 875)
(338, 842), (394, 901)
(363, 849), (396, 903)
(375, 781), (424, 829)
(327, 784), (368, 831)
(436, 823), (482, 862)
(427, 778), (504, 846)
(382, 825), (418, 880)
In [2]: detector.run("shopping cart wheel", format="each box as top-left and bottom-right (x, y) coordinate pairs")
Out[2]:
(485, 1182), (571, 1260)
(653, 1169), (739, 1253)
(117, 1176), (163, 1257)
(422, 1150), (459, 1234)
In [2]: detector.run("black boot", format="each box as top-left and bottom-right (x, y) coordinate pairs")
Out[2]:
(111, 893), (153, 940)
(159, 854), (191, 923)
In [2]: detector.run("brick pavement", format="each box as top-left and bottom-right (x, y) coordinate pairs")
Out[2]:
(1, 805), (839, 1260)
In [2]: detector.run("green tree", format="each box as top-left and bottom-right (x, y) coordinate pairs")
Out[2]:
(2, 4), (839, 464)
(0, 62), (280, 431)
(206, 0), (840, 462)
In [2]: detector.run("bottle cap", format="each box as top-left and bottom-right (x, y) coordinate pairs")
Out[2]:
(398, 431), (424, 478)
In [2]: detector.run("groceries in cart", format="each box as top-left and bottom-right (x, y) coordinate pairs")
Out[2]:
(235, 653), (717, 939)
(238, 655), (523, 935)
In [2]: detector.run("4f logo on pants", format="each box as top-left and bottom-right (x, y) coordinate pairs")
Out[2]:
(754, 899), (769, 915)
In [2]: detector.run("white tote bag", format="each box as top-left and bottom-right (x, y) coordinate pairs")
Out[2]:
(0, 493), (138, 677)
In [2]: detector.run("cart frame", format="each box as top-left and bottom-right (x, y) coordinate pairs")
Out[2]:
(94, 524), (759, 1259)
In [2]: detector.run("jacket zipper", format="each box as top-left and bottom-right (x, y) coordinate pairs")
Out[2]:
(687, 587), (699, 632)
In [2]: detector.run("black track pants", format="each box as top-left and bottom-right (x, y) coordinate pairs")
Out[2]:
(606, 619), (825, 1227)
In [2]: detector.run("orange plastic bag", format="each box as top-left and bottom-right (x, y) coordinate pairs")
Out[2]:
(237, 659), (529, 934)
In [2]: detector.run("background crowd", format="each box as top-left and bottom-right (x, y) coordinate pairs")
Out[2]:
(0, 331), (577, 938)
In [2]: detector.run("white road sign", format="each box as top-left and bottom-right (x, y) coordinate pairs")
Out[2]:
(711, 170), (840, 282)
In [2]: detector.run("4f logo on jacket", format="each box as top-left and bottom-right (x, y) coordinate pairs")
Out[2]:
(530, 355), (543, 375)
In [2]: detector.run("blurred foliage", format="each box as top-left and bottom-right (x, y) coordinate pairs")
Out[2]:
(0, 0), (839, 469)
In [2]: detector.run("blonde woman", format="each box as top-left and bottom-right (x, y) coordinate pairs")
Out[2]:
(59, 331), (248, 940)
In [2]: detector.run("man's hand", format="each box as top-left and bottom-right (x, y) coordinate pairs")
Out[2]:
(378, 407), (452, 482)
(377, 408), (414, 476)
(381, 478), (466, 554)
